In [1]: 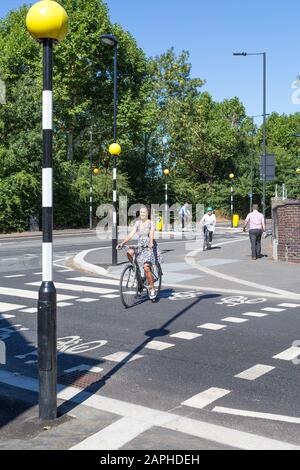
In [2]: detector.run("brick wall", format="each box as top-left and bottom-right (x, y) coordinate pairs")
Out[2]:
(272, 199), (300, 263)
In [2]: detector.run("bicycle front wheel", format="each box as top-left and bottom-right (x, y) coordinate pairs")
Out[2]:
(120, 265), (139, 308)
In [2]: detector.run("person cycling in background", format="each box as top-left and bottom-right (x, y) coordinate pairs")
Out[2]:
(117, 206), (162, 300)
(200, 207), (216, 250)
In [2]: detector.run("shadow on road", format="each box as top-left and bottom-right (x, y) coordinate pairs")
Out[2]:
(59, 291), (221, 416)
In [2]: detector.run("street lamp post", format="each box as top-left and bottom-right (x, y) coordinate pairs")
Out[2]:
(101, 34), (119, 265)
(233, 52), (267, 218)
(163, 169), (170, 231)
(26, 0), (68, 421)
(229, 173), (235, 226)
(89, 131), (93, 230)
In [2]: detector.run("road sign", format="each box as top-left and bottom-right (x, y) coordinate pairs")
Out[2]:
(260, 154), (276, 181)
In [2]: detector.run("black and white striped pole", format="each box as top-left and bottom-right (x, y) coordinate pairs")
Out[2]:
(163, 169), (170, 231)
(101, 34), (120, 266)
(26, 0), (68, 421)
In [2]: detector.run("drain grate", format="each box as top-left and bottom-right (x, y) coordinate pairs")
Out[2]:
(58, 371), (103, 389)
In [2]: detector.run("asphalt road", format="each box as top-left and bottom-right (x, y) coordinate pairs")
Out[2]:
(0, 231), (300, 450)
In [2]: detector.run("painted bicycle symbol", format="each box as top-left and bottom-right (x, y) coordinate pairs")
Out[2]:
(169, 291), (203, 300)
(15, 336), (107, 364)
(216, 296), (267, 307)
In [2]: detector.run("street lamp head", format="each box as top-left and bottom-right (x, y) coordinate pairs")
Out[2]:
(93, 168), (100, 175)
(101, 34), (118, 47)
(296, 169), (300, 175)
(233, 52), (247, 56)
(26, 0), (68, 42)
(164, 169), (170, 176)
(109, 143), (122, 156)
(229, 173), (235, 180)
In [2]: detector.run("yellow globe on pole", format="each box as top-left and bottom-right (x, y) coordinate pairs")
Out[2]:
(26, 0), (68, 42)
(229, 173), (235, 180)
(296, 169), (300, 175)
(164, 169), (170, 176)
(109, 143), (122, 156)
(93, 168), (100, 175)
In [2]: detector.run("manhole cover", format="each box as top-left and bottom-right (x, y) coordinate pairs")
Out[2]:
(58, 371), (102, 389)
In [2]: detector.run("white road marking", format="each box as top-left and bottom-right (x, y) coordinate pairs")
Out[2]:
(182, 388), (231, 410)
(57, 302), (73, 307)
(100, 294), (120, 299)
(4, 274), (25, 279)
(170, 331), (202, 340)
(0, 302), (26, 313)
(27, 282), (117, 296)
(273, 347), (300, 361)
(71, 417), (152, 451)
(222, 317), (249, 324)
(235, 365), (275, 381)
(68, 276), (120, 286)
(75, 298), (98, 303)
(145, 341), (175, 351)
(0, 370), (298, 450)
(278, 303), (300, 308)
(33, 272), (42, 275)
(261, 308), (286, 313)
(0, 314), (15, 320)
(214, 407), (300, 425)
(0, 286), (76, 302)
(64, 365), (104, 374)
(102, 352), (144, 363)
(20, 308), (37, 314)
(197, 323), (227, 331)
(243, 312), (268, 318)
(57, 269), (74, 273)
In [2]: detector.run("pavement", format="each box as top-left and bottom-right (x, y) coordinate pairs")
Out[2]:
(0, 227), (300, 450)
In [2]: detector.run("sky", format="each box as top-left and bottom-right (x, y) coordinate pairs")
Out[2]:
(1, 0), (300, 126)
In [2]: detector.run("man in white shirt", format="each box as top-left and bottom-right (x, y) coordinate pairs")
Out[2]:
(200, 207), (216, 250)
(243, 204), (266, 260)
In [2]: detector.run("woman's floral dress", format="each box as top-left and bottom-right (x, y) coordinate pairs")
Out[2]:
(134, 220), (162, 266)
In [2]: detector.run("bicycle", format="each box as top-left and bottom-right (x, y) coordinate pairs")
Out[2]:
(119, 245), (162, 308)
(203, 226), (213, 251)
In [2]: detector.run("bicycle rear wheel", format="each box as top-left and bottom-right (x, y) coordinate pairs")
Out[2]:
(120, 265), (139, 308)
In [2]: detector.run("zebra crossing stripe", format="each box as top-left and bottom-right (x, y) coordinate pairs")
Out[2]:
(0, 302), (26, 312)
(0, 286), (75, 302)
(67, 277), (120, 286)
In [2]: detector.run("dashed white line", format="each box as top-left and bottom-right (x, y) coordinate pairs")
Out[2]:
(197, 323), (227, 331)
(243, 312), (268, 318)
(0, 314), (15, 320)
(222, 317), (249, 324)
(170, 332), (202, 340)
(0, 302), (26, 313)
(145, 341), (175, 351)
(102, 352), (144, 363)
(235, 365), (275, 381)
(75, 298), (98, 303)
(0, 286), (76, 302)
(182, 388), (231, 410)
(4, 275), (25, 279)
(273, 347), (300, 361)
(261, 308), (286, 313)
(68, 276), (120, 287)
(19, 308), (37, 314)
(278, 303), (300, 309)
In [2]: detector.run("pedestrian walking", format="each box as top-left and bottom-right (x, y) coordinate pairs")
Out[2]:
(179, 203), (191, 230)
(243, 204), (266, 260)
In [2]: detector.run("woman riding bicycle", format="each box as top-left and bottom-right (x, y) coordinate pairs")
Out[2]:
(117, 206), (162, 300)
(200, 207), (216, 250)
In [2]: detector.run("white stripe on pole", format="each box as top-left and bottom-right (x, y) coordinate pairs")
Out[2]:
(42, 243), (53, 282)
(42, 168), (53, 207)
(113, 212), (117, 224)
(113, 168), (117, 180)
(113, 190), (117, 202)
(42, 91), (53, 130)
